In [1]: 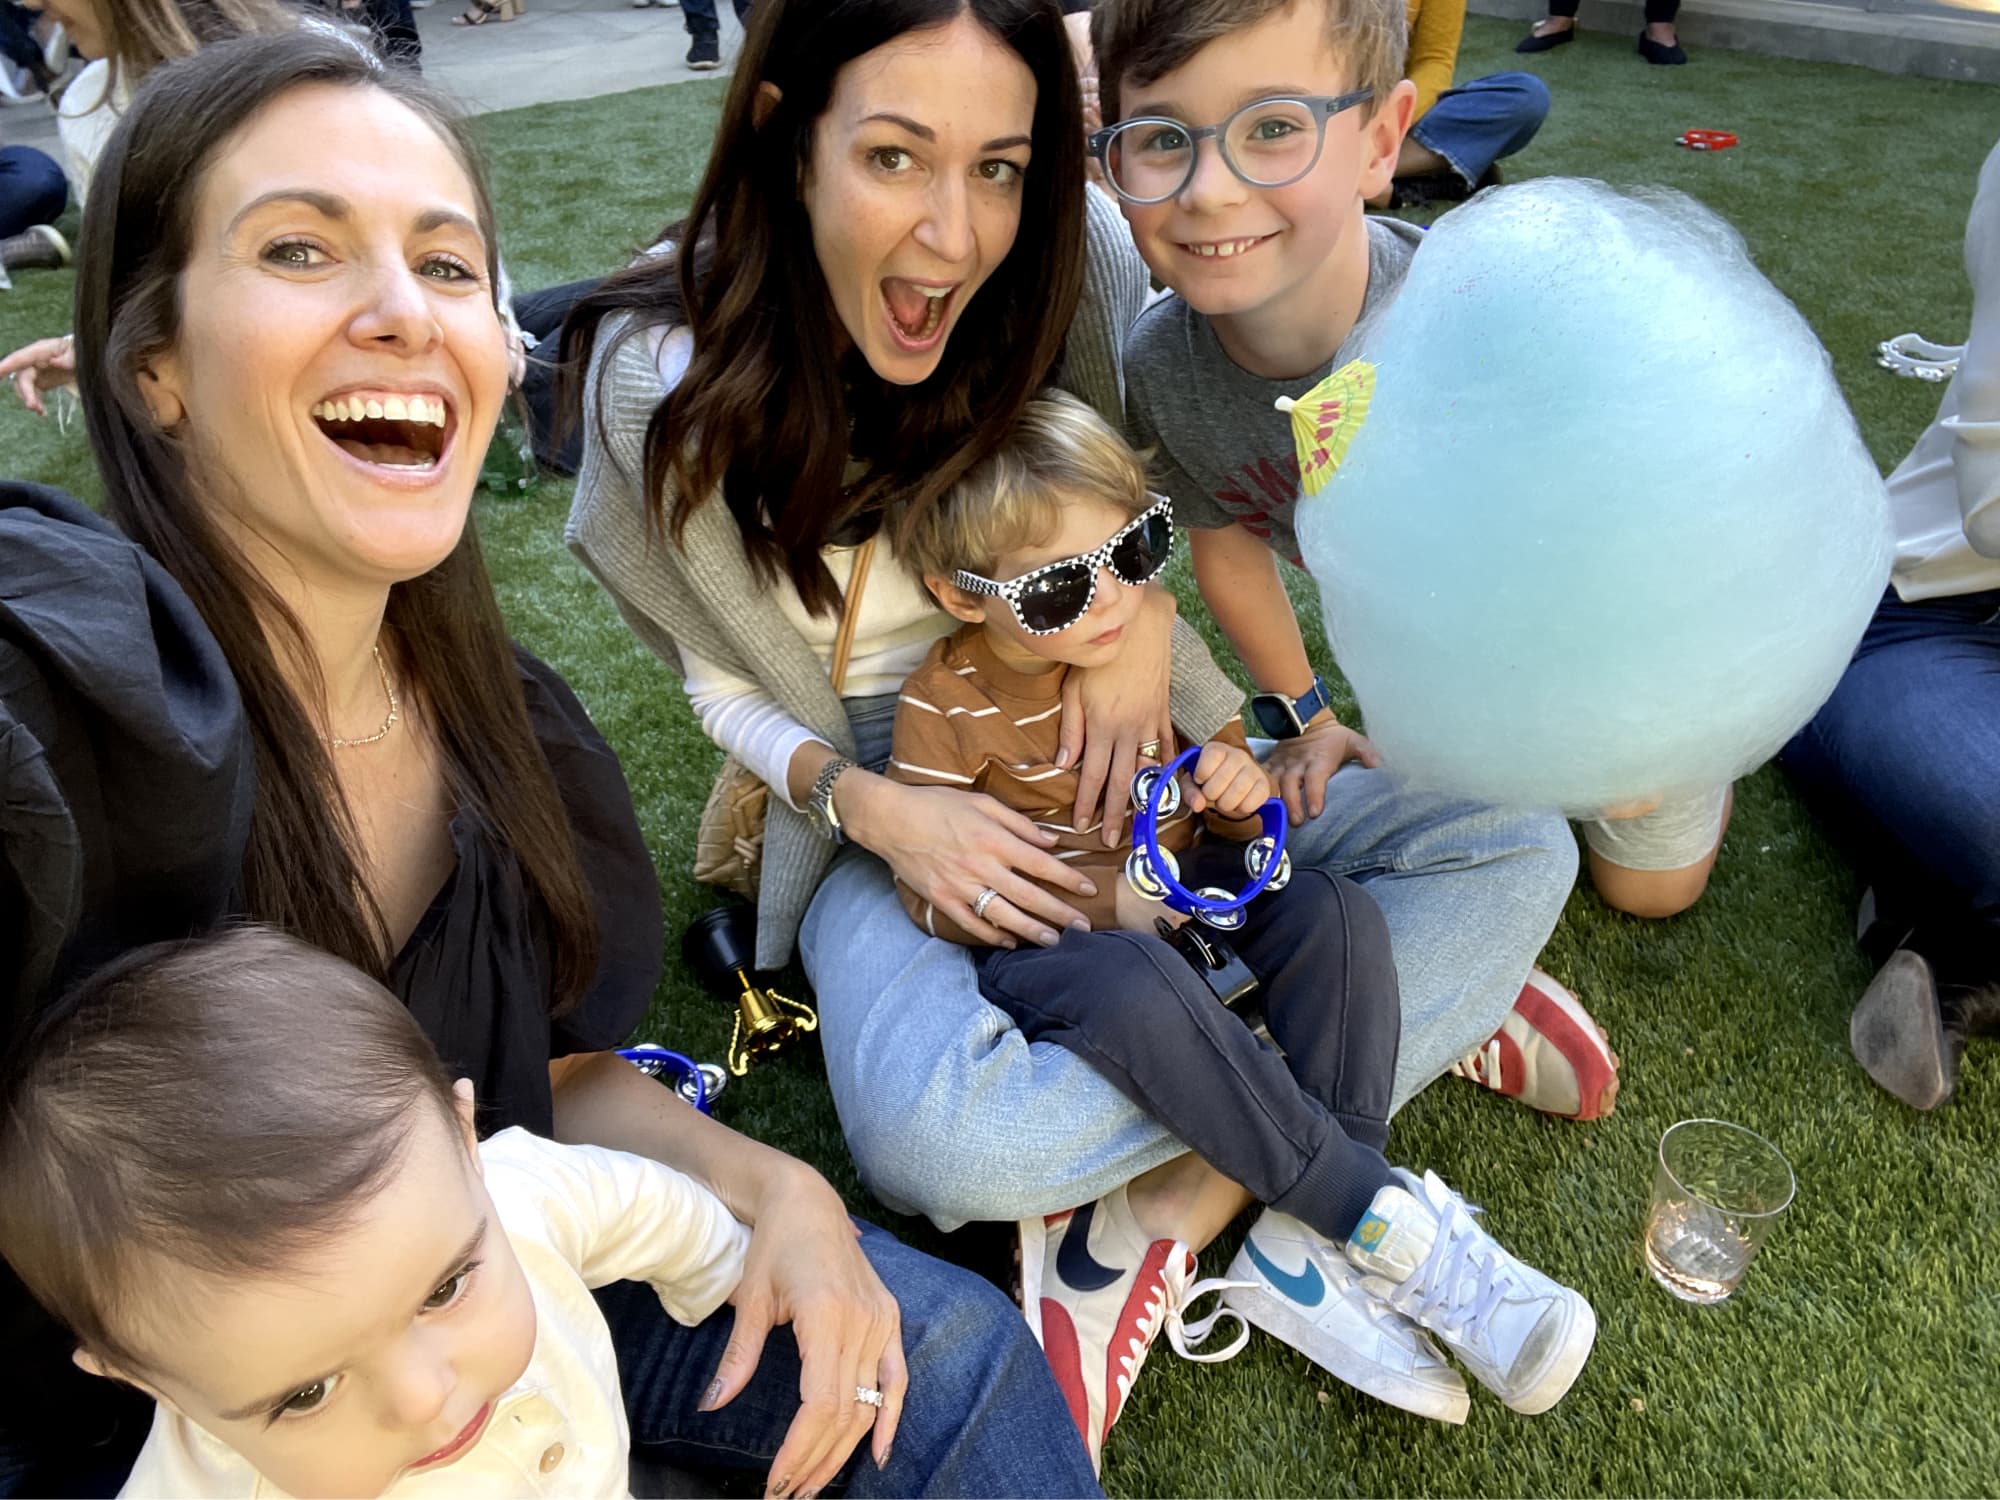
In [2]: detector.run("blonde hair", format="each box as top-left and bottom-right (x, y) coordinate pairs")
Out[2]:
(1092, 0), (1408, 125)
(901, 391), (1152, 584)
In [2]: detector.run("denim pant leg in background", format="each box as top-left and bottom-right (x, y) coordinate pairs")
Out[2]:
(0, 147), (67, 239)
(599, 1223), (1102, 1498)
(1280, 768), (1578, 1112)
(1409, 72), (1552, 188)
(975, 869), (1400, 1242)
(680, 0), (749, 43)
(1779, 587), (2000, 982)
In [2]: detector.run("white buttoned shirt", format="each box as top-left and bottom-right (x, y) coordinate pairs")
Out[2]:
(119, 1129), (751, 1499)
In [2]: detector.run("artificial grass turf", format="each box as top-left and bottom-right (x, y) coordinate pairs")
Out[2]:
(2, 17), (1997, 1494)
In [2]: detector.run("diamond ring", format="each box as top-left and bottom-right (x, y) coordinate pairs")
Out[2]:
(971, 887), (999, 920)
(855, 1385), (885, 1408)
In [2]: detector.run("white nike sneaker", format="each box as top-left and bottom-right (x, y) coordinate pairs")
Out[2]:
(1346, 1170), (1596, 1415)
(1224, 1208), (1469, 1424)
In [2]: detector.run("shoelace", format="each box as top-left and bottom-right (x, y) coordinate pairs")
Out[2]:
(1153, 1253), (1257, 1364)
(1450, 1038), (1504, 1091)
(1396, 1189), (1520, 1360)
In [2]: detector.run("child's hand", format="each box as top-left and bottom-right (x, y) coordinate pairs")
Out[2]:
(1265, 717), (1382, 822)
(1189, 740), (1273, 819)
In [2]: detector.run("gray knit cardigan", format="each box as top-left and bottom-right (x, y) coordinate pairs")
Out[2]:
(566, 188), (1245, 969)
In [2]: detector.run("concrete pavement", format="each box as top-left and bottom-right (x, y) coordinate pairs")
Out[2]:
(0, 0), (745, 157)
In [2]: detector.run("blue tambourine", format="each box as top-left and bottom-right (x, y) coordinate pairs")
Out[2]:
(1125, 745), (1291, 930)
(618, 1045), (728, 1114)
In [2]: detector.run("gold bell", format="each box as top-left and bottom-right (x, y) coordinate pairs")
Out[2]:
(684, 904), (819, 1077)
(726, 974), (819, 1077)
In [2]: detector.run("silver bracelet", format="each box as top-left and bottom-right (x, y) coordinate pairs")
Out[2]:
(810, 756), (857, 844)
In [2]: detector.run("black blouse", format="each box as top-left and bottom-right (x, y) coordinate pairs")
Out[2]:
(0, 482), (663, 1494)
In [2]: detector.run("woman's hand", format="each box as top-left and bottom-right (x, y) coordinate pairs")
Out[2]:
(1059, 586), (1178, 845)
(842, 773), (1096, 947)
(0, 335), (76, 417)
(710, 1162), (906, 1498)
(1264, 715), (1382, 822)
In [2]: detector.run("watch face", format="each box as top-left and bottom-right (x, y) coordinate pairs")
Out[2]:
(1248, 694), (1300, 739)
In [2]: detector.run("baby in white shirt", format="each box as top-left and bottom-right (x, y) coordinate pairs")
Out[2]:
(0, 926), (748, 1500)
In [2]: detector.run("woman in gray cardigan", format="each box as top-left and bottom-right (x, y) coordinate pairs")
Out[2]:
(565, 0), (1574, 1255)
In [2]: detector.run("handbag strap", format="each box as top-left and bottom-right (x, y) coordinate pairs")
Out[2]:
(828, 533), (877, 696)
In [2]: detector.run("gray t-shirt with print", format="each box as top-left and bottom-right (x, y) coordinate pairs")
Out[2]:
(1123, 216), (1423, 565)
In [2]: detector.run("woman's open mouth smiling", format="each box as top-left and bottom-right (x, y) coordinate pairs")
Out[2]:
(881, 278), (956, 351)
(310, 389), (456, 476)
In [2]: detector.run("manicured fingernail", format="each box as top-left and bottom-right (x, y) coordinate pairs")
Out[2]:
(1070, 920), (1091, 933)
(770, 1476), (793, 1499)
(876, 1446), (893, 1471)
(1038, 929), (1059, 946)
(1079, 880), (1097, 896)
(1055, 748), (1071, 767)
(698, 1378), (723, 1411)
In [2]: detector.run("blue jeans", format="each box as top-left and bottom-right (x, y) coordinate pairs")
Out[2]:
(1780, 587), (2000, 980)
(681, 0), (748, 42)
(976, 867), (1400, 1244)
(597, 1221), (1100, 1498)
(1409, 72), (1551, 189)
(0, 146), (67, 240)
(803, 694), (1575, 1229)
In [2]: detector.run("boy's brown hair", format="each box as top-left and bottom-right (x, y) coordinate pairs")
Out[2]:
(0, 927), (459, 1372)
(901, 391), (1153, 586)
(1091, 0), (1409, 126)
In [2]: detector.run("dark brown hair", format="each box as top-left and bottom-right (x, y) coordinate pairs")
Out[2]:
(1091, 0), (1407, 125)
(0, 927), (460, 1371)
(74, 31), (599, 1010)
(561, 0), (1088, 616)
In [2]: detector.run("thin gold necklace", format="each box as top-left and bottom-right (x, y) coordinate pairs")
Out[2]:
(329, 645), (401, 749)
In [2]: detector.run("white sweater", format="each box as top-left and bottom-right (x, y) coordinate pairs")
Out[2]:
(1890, 137), (2000, 602)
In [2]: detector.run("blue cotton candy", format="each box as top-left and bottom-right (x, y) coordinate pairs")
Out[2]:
(1294, 180), (1894, 815)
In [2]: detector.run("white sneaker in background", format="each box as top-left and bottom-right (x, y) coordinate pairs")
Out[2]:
(1224, 1208), (1468, 1423)
(1346, 1169), (1596, 1415)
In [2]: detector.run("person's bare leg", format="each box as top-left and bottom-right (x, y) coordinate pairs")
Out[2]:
(1124, 1152), (1254, 1253)
(1530, 15), (1575, 36)
(1589, 786), (1734, 920)
(1643, 19), (1679, 45)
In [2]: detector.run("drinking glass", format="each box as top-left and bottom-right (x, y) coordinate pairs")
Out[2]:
(1643, 1118), (1795, 1304)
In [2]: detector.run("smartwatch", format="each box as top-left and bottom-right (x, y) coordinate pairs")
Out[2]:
(1247, 674), (1333, 740)
(809, 757), (857, 844)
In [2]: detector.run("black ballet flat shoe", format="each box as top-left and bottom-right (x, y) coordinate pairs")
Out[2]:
(1637, 33), (1688, 64)
(1850, 949), (1958, 1110)
(1515, 25), (1575, 53)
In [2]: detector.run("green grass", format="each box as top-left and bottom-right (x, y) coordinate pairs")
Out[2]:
(5, 21), (1998, 1495)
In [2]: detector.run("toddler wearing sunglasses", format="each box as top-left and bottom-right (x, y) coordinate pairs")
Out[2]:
(890, 392), (1594, 1460)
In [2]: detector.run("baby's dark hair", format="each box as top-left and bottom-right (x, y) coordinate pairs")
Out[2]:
(0, 926), (458, 1372)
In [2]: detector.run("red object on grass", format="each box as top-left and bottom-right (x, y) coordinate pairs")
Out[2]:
(1676, 129), (1738, 151)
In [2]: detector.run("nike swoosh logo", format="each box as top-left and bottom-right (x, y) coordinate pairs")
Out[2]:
(1055, 1201), (1122, 1293)
(1243, 1236), (1326, 1307)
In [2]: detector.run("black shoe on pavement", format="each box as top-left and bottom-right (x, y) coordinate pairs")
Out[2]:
(687, 35), (720, 69)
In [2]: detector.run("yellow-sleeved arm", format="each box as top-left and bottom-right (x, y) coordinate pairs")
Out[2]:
(1405, 0), (1466, 124)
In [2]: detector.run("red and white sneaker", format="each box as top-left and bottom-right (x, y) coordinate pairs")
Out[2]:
(1450, 969), (1620, 1120)
(1017, 1185), (1248, 1472)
